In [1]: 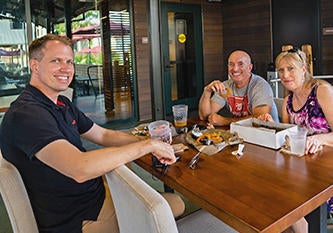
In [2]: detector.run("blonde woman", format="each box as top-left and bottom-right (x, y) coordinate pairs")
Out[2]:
(260, 48), (333, 232)
(261, 48), (333, 154)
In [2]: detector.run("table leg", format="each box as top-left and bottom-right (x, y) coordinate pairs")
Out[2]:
(84, 80), (90, 95)
(305, 203), (327, 233)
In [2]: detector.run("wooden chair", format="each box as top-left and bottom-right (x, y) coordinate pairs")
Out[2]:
(0, 156), (38, 233)
(105, 165), (237, 233)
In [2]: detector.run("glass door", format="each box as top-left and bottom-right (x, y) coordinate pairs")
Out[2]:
(161, 3), (203, 115)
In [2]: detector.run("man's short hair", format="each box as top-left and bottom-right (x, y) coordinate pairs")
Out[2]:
(29, 34), (73, 61)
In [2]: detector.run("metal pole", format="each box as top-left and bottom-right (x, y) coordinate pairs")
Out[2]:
(64, 0), (72, 39)
(148, 0), (164, 120)
(24, 0), (32, 44)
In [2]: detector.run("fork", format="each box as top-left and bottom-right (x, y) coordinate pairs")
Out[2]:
(188, 147), (205, 169)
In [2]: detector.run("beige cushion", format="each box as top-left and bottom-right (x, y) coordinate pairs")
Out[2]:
(105, 165), (178, 233)
(105, 165), (238, 233)
(0, 158), (38, 233)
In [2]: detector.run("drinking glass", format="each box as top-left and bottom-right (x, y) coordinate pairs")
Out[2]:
(172, 104), (188, 128)
(289, 127), (308, 155)
(148, 120), (172, 144)
(148, 120), (172, 172)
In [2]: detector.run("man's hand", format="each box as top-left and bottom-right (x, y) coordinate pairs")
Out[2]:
(257, 113), (274, 122)
(150, 140), (177, 165)
(204, 80), (227, 95)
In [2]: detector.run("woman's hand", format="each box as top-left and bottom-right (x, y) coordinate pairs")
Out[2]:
(305, 135), (322, 154)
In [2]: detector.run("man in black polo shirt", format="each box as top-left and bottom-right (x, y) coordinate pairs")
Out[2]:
(0, 34), (178, 233)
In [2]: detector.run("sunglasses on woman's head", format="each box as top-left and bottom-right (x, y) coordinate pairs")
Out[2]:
(286, 48), (304, 62)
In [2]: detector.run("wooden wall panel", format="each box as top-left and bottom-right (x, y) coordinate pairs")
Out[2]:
(132, 0), (152, 121)
(222, 0), (272, 79)
(321, 0), (333, 74)
(202, 3), (223, 85)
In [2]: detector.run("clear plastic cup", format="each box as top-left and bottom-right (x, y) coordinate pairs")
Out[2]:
(172, 104), (188, 128)
(289, 127), (308, 155)
(148, 120), (172, 144)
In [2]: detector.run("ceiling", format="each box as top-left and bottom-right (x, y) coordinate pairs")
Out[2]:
(0, 0), (95, 27)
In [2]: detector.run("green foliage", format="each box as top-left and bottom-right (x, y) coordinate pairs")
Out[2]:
(54, 10), (99, 35)
(54, 10), (102, 65)
(74, 54), (84, 63)
(74, 53), (102, 65)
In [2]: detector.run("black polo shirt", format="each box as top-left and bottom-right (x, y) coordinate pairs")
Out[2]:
(0, 84), (105, 233)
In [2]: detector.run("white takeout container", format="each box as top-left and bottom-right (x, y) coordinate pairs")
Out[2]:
(230, 118), (297, 149)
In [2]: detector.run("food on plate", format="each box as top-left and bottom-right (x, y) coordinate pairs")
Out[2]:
(131, 125), (150, 136)
(196, 130), (224, 145)
(220, 87), (231, 98)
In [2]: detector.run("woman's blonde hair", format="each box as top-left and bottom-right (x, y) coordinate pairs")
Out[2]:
(275, 48), (326, 88)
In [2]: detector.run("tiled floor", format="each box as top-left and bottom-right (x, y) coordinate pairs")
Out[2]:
(74, 90), (133, 126)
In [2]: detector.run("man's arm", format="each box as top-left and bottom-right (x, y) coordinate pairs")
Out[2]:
(252, 105), (271, 118)
(198, 80), (225, 120)
(198, 90), (214, 120)
(208, 112), (252, 126)
(248, 76), (278, 121)
(35, 124), (176, 183)
(82, 123), (143, 147)
(208, 105), (271, 126)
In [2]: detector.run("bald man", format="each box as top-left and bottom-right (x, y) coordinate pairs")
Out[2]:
(199, 50), (279, 126)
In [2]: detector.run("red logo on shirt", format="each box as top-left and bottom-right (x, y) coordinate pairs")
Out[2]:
(72, 120), (76, 125)
(57, 100), (66, 107)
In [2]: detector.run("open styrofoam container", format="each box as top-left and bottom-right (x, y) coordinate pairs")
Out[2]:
(230, 118), (297, 149)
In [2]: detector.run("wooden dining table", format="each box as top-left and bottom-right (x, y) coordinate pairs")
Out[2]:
(134, 118), (333, 233)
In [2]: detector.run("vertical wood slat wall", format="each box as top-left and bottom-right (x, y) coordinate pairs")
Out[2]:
(321, 0), (333, 75)
(222, 0), (272, 79)
(132, 0), (151, 121)
(202, 3), (223, 85)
